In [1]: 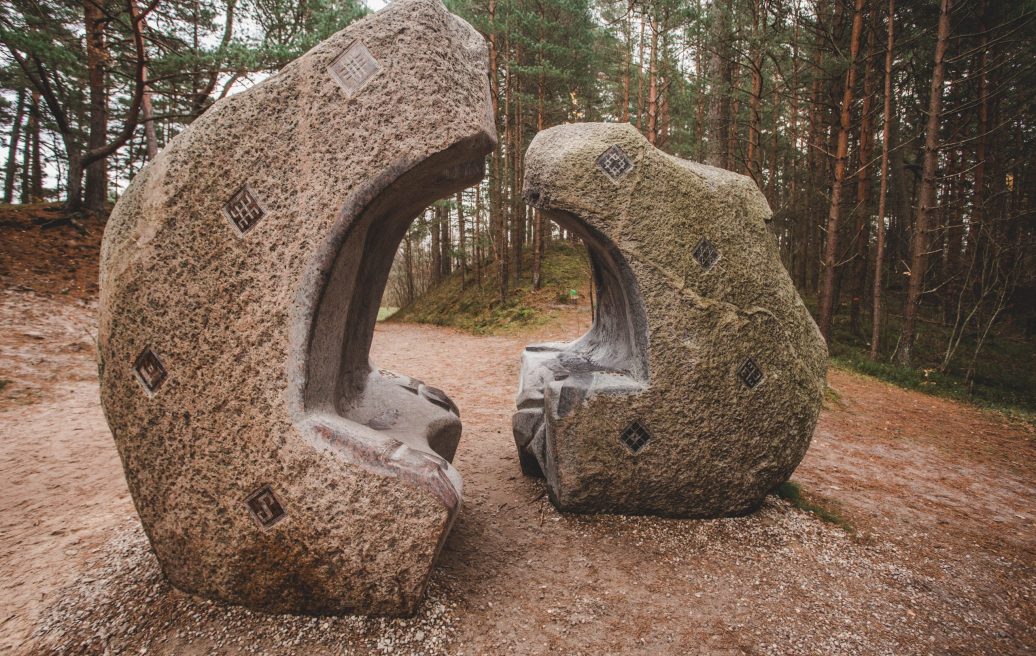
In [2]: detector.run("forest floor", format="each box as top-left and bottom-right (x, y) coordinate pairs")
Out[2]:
(1, 208), (1035, 654)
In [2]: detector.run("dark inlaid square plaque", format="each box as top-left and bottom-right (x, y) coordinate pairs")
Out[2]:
(222, 185), (266, 235)
(596, 144), (634, 182)
(692, 237), (721, 271)
(619, 420), (652, 455)
(133, 347), (167, 393)
(245, 485), (286, 529)
(328, 41), (381, 97)
(737, 357), (764, 389)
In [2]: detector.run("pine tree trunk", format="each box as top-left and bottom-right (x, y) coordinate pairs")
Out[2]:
(84, 0), (109, 213)
(66, 147), (83, 211)
(849, 10), (878, 336)
(130, 0), (159, 160)
(646, 13), (659, 143)
(766, 82), (779, 203)
(817, 0), (866, 341)
(4, 90), (25, 204)
(896, 0), (951, 366)
(30, 95), (42, 200)
(457, 190), (467, 287)
(635, 15), (646, 131)
(487, 0), (507, 303)
(511, 51), (523, 287)
(706, 0), (732, 168)
(475, 184), (483, 287)
(658, 7), (671, 147)
(20, 112), (31, 204)
(440, 204), (452, 277)
(430, 208), (442, 284)
(622, 0), (633, 123)
(532, 69), (545, 290)
(964, 2), (988, 287)
(746, 1), (765, 186)
(403, 232), (415, 305)
(789, 0), (803, 288)
(869, 0), (895, 360)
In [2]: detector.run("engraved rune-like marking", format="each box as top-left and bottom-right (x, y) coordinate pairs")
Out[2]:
(596, 144), (634, 181)
(619, 420), (652, 454)
(692, 237), (721, 270)
(328, 41), (381, 97)
(222, 186), (266, 235)
(738, 357), (764, 389)
(133, 347), (166, 393)
(245, 485), (285, 529)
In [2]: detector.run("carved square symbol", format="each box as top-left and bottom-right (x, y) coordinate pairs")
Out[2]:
(737, 357), (764, 389)
(328, 41), (381, 97)
(222, 185), (266, 235)
(619, 420), (651, 454)
(245, 485), (285, 529)
(596, 144), (634, 182)
(692, 237), (721, 270)
(133, 347), (166, 393)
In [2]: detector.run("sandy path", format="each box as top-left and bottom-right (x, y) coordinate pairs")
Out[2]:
(1, 289), (1033, 655)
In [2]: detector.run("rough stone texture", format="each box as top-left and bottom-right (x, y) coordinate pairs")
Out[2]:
(514, 123), (827, 517)
(97, 0), (495, 616)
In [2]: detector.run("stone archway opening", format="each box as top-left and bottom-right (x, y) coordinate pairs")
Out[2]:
(508, 202), (650, 479)
(302, 141), (490, 466)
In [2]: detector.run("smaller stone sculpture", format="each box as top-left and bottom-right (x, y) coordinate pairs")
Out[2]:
(513, 123), (827, 517)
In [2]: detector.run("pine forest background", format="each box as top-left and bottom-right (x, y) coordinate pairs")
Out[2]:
(1, 0), (1035, 410)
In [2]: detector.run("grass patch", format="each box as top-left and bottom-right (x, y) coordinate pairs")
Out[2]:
(377, 306), (398, 321)
(822, 383), (847, 411)
(390, 242), (591, 335)
(830, 351), (1036, 426)
(805, 289), (1036, 423)
(775, 481), (854, 533)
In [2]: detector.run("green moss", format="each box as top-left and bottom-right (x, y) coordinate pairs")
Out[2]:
(775, 481), (854, 533)
(822, 383), (846, 411)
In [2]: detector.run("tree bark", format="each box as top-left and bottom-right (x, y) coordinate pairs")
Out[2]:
(646, 12), (659, 143)
(869, 0), (895, 360)
(746, 0), (766, 186)
(440, 204), (452, 277)
(430, 207), (442, 284)
(849, 8), (878, 335)
(635, 15), (646, 130)
(817, 0), (866, 341)
(706, 0), (732, 168)
(457, 190), (467, 287)
(84, 0), (110, 212)
(622, 0), (633, 123)
(4, 90), (26, 204)
(30, 93), (42, 200)
(487, 0), (507, 303)
(20, 106), (32, 203)
(896, 0), (951, 366)
(964, 1), (989, 292)
(475, 183), (483, 287)
(533, 60), (546, 290)
(129, 0), (159, 159)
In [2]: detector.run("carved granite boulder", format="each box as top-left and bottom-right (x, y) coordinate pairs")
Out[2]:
(98, 0), (495, 615)
(513, 123), (827, 517)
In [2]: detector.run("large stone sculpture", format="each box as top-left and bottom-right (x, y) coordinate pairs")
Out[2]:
(513, 123), (827, 517)
(97, 0), (495, 615)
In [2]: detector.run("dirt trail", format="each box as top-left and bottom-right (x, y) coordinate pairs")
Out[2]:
(1, 289), (1034, 655)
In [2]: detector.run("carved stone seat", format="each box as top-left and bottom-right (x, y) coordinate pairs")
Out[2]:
(513, 123), (827, 518)
(98, 0), (495, 616)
